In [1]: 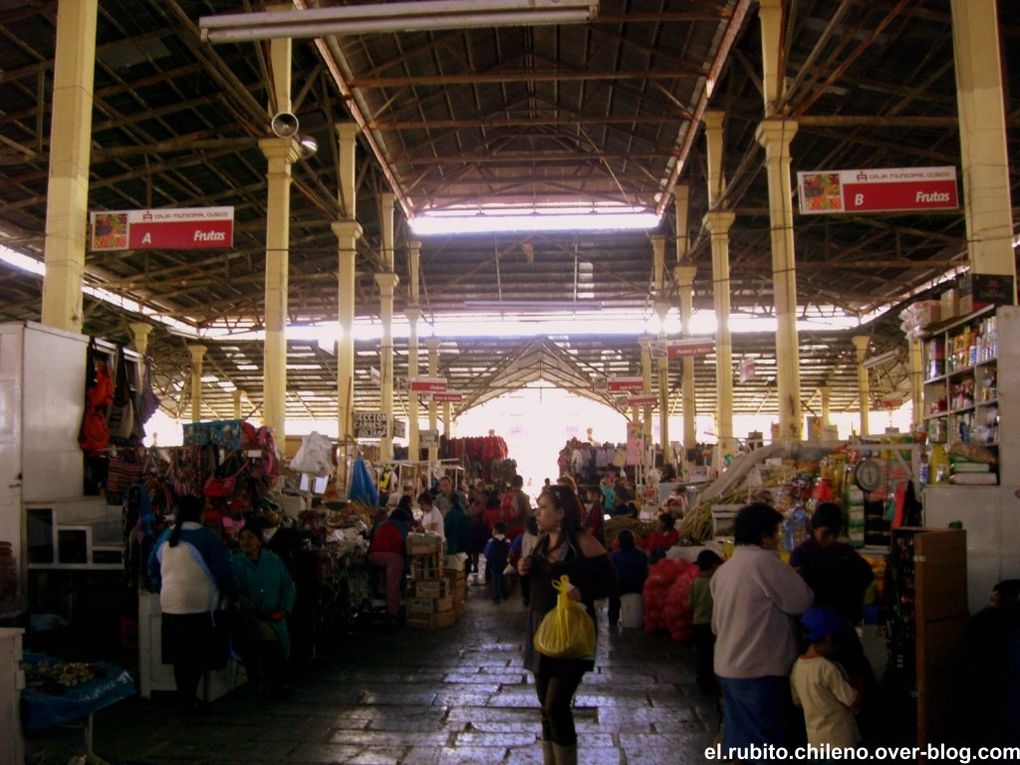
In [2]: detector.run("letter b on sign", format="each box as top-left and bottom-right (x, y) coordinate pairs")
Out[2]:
(854, 193), (864, 206)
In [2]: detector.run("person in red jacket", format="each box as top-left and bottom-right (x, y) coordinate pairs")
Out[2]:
(645, 513), (679, 562)
(368, 508), (409, 621)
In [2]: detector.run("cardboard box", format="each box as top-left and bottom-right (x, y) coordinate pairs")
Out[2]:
(406, 609), (458, 630)
(940, 288), (959, 321)
(958, 273), (1015, 315)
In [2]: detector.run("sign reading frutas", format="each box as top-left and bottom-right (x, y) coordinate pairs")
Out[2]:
(608, 376), (644, 392)
(409, 376), (448, 392)
(353, 411), (389, 439)
(89, 207), (234, 251)
(797, 166), (958, 215)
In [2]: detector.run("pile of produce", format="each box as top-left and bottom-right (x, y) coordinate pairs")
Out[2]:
(642, 558), (696, 642)
(23, 660), (105, 694)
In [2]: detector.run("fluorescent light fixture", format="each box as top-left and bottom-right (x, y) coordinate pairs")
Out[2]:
(201, 0), (598, 43)
(410, 209), (660, 235)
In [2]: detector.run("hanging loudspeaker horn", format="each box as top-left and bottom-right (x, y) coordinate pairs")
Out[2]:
(270, 112), (299, 138)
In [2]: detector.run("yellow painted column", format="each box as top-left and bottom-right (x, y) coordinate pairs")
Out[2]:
(950, 0), (1017, 291)
(260, 137), (300, 441)
(756, 120), (801, 441)
(406, 241), (422, 459)
(674, 185), (696, 472)
(443, 402), (452, 438)
(333, 122), (361, 483)
(188, 344), (207, 423)
(640, 337), (653, 445)
(909, 339), (923, 430)
(333, 220), (362, 450)
(675, 264), (697, 466)
(702, 109), (737, 460)
(233, 389), (244, 420)
(651, 235), (671, 465)
(852, 336), (871, 437)
(705, 211), (735, 460)
(129, 322), (152, 356)
(377, 192), (398, 461)
(819, 385), (832, 428)
(427, 339), (440, 461)
(376, 272), (399, 462)
(406, 307), (421, 459)
(758, 0), (786, 116)
(41, 0), (99, 331)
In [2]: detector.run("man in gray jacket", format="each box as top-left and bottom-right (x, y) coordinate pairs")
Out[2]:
(711, 503), (815, 760)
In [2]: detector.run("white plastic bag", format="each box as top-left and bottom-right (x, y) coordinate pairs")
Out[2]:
(289, 431), (334, 476)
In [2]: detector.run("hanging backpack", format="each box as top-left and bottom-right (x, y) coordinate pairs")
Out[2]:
(137, 357), (161, 424)
(107, 346), (137, 443)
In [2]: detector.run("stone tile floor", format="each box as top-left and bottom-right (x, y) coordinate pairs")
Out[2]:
(27, 583), (719, 764)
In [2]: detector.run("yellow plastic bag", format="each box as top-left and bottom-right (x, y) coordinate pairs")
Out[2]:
(533, 575), (596, 659)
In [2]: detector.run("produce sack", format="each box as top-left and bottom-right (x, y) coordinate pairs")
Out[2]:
(643, 558), (688, 633)
(533, 575), (596, 659)
(663, 564), (696, 643)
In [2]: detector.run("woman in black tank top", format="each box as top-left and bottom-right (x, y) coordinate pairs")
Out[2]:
(518, 485), (616, 765)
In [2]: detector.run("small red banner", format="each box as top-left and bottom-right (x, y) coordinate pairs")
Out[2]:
(409, 376), (447, 392)
(627, 394), (659, 406)
(608, 377), (644, 392)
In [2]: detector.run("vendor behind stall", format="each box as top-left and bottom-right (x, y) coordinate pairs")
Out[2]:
(233, 524), (296, 697)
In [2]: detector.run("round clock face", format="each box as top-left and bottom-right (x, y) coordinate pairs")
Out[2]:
(855, 459), (883, 492)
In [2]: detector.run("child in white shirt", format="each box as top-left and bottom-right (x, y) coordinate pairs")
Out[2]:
(791, 606), (862, 749)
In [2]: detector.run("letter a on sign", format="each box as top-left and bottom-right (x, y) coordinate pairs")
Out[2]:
(142, 232), (152, 244)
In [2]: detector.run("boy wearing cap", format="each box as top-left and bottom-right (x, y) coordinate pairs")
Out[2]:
(791, 606), (862, 750)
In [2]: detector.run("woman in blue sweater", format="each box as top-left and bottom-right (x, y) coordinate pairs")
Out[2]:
(148, 496), (238, 709)
(233, 524), (297, 696)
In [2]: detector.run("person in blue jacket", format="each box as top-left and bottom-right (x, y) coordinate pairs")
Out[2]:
(233, 524), (297, 697)
(148, 496), (239, 710)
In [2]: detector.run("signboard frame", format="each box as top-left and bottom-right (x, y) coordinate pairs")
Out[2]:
(89, 206), (234, 251)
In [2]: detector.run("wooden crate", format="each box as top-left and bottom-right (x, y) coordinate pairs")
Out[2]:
(406, 609), (458, 630)
(407, 533), (443, 556)
(411, 554), (444, 581)
(414, 580), (447, 599)
(407, 595), (454, 614)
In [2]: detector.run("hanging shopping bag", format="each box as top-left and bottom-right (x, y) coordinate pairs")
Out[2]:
(533, 575), (596, 660)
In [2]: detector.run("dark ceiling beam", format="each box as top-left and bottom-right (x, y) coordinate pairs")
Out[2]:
(350, 69), (705, 89)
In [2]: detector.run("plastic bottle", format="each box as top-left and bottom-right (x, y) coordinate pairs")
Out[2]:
(918, 452), (929, 487)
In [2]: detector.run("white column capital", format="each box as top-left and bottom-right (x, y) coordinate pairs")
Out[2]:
(852, 335), (870, 362)
(405, 306), (421, 323)
(129, 322), (153, 355)
(703, 210), (735, 235)
(375, 272), (400, 293)
(334, 122), (360, 142)
(331, 220), (363, 242)
(639, 335), (653, 351)
(703, 109), (726, 131)
(258, 136), (301, 165)
(755, 119), (798, 155)
(426, 338), (441, 352)
(188, 344), (207, 363)
(674, 264), (697, 287)
(655, 300), (670, 322)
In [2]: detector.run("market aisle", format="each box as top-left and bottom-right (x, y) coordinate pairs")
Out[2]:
(28, 584), (718, 765)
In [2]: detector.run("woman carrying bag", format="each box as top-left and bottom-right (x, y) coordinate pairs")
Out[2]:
(148, 496), (238, 710)
(518, 485), (616, 765)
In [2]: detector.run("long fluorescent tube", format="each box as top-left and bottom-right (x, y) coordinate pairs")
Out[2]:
(410, 211), (660, 235)
(201, 0), (598, 43)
